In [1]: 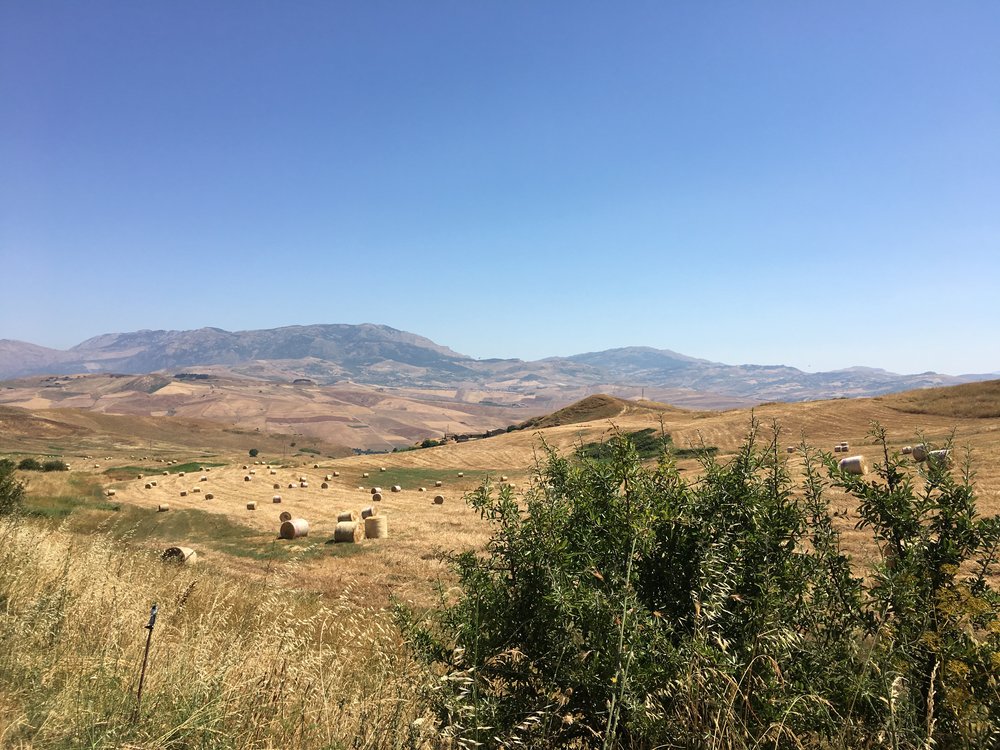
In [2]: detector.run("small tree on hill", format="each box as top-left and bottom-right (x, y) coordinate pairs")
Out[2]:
(0, 460), (25, 516)
(248, 448), (259, 458)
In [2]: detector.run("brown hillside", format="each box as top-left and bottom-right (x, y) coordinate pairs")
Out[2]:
(517, 394), (684, 430)
(877, 379), (1000, 419)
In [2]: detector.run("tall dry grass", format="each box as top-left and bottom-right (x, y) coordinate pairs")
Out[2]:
(0, 516), (436, 749)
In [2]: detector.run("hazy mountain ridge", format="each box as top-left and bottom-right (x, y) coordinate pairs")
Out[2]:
(0, 324), (992, 403)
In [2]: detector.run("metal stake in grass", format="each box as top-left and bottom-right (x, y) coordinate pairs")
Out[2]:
(133, 603), (158, 720)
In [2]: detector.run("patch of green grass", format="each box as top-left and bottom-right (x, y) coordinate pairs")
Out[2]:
(578, 428), (718, 463)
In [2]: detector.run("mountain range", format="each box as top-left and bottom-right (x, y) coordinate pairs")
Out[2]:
(1, 323), (994, 405)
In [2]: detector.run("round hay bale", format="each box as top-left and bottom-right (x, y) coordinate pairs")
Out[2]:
(371, 487), (382, 495)
(200, 476), (208, 482)
(205, 467), (211, 471)
(249, 469), (256, 475)
(324, 474), (333, 481)
(107, 489), (116, 497)
(272, 495), (282, 503)
(911, 444), (929, 462)
(364, 515), (388, 539)
(419, 487), (426, 492)
(314, 464), (320, 469)
(205, 493), (214, 500)
(333, 521), (364, 543)
(380, 467), (386, 472)
(901, 445), (913, 455)
(299, 476), (307, 483)
(435, 480), (442, 487)
(244, 475), (252, 482)
(391, 485), (401, 493)
(337, 510), (358, 522)
(162, 546), (196, 564)
(299, 481), (308, 488)
(333, 471), (340, 477)
(362, 472), (369, 478)
(279, 510), (292, 522)
(242, 465), (249, 470)
(279, 518), (309, 539)
(150, 480), (157, 486)
(838, 455), (868, 475)
(192, 487), (201, 493)
(372, 492), (383, 501)
(357, 486), (365, 490)
(273, 482), (281, 489)
(457, 472), (464, 477)
(157, 503), (170, 512)
(361, 505), (378, 519)
(287, 482), (296, 489)
(785, 447), (795, 454)
(137, 474), (143, 479)
(833, 445), (842, 453)
(321, 482), (329, 489)
(179, 490), (187, 497)
(269, 469), (277, 475)
(144, 483), (152, 489)
(163, 471), (169, 476)
(179, 471), (185, 477)
(246, 501), (257, 510)
(433, 495), (444, 505)
(928, 449), (952, 468)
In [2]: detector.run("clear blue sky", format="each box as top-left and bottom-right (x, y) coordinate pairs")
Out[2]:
(2, 2), (998, 374)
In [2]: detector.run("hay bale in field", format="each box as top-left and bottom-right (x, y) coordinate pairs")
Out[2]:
(269, 470), (277, 475)
(833, 446), (842, 453)
(144, 483), (152, 489)
(205, 493), (214, 500)
(150, 480), (157, 486)
(786, 447), (795, 454)
(179, 471), (185, 477)
(300, 481), (309, 488)
(205, 467), (211, 472)
(179, 490), (188, 497)
(361, 505), (378, 519)
(244, 476), (252, 482)
(321, 482), (329, 489)
(372, 492), (383, 501)
(357, 485), (365, 490)
(419, 487), (426, 492)
(928, 449), (952, 468)
(457, 472), (464, 477)
(273, 482), (281, 489)
(162, 546), (197, 564)
(163, 471), (169, 476)
(333, 521), (363, 543)
(273, 495), (282, 503)
(192, 487), (201, 493)
(288, 482), (296, 489)
(279, 518), (309, 539)
(911, 444), (929, 462)
(380, 467), (386, 472)
(243, 464), (249, 470)
(246, 501), (257, 510)
(325, 474), (333, 481)
(107, 489), (116, 497)
(200, 476), (208, 482)
(391, 485), (401, 493)
(371, 487), (382, 495)
(838, 455), (868, 475)
(137, 474), (143, 479)
(364, 515), (388, 539)
(902, 446), (913, 455)
(279, 511), (292, 522)
(435, 480), (442, 487)
(337, 510), (358, 522)
(299, 476), (307, 483)
(333, 471), (340, 477)
(157, 504), (170, 512)
(314, 464), (320, 469)
(249, 469), (256, 475)
(434, 495), (445, 505)
(362, 472), (370, 478)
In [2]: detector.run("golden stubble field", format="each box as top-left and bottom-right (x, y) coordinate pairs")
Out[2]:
(12, 382), (1000, 609)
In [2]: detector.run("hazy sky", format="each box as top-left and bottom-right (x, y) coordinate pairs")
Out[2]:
(2, 3), (998, 374)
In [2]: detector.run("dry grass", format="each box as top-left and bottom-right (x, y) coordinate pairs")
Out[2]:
(0, 516), (435, 749)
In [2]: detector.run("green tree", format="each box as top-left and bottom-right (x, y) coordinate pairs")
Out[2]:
(248, 448), (259, 458)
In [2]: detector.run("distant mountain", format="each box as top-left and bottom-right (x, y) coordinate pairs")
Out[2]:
(1, 324), (994, 404)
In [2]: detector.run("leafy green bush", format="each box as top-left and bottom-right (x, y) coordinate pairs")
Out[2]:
(17, 457), (42, 471)
(41, 459), (69, 472)
(401, 423), (1000, 748)
(248, 448), (259, 458)
(0, 460), (25, 516)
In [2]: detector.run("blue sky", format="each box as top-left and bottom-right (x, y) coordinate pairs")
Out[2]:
(2, 2), (998, 374)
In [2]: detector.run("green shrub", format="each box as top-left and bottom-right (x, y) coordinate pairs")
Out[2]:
(17, 457), (42, 471)
(41, 459), (69, 472)
(0, 460), (25, 516)
(401, 422), (1000, 748)
(248, 448), (259, 458)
